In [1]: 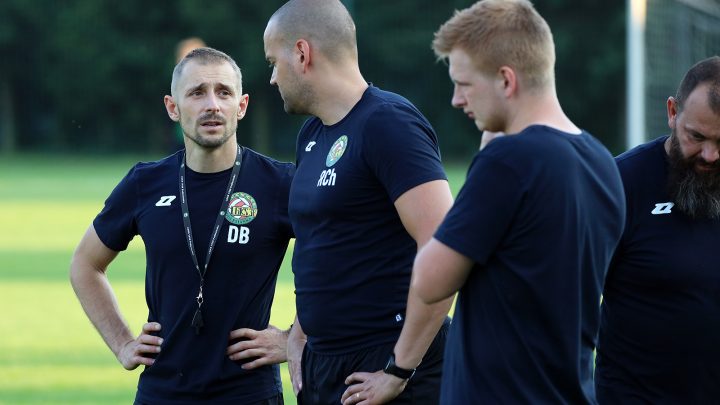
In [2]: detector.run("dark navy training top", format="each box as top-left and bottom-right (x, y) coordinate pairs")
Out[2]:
(596, 136), (720, 404)
(435, 126), (625, 404)
(289, 85), (447, 354)
(94, 148), (294, 404)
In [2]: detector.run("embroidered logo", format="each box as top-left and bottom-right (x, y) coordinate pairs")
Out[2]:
(225, 192), (258, 225)
(305, 141), (317, 152)
(651, 202), (674, 215)
(326, 135), (348, 167)
(155, 195), (176, 207)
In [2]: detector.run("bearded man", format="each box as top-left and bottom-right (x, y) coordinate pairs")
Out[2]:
(595, 55), (720, 404)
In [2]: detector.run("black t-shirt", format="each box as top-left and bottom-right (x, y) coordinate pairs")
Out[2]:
(596, 136), (720, 404)
(435, 126), (625, 404)
(94, 148), (294, 404)
(289, 85), (447, 354)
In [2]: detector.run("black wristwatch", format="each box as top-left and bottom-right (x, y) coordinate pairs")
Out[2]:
(383, 353), (416, 380)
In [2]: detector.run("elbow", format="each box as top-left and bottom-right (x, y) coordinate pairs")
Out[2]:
(410, 273), (445, 306)
(69, 254), (83, 288)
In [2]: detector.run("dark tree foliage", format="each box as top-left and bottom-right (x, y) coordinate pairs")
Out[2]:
(0, 0), (625, 158)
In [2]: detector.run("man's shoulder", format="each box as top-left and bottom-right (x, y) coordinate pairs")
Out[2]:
(112, 152), (181, 188)
(616, 136), (666, 165)
(131, 151), (182, 175)
(363, 86), (421, 116)
(243, 147), (295, 176)
(615, 136), (667, 178)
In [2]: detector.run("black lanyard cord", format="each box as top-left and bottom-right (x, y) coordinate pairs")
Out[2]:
(179, 146), (243, 334)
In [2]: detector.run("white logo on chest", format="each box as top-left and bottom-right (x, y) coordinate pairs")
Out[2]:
(305, 141), (317, 152)
(651, 202), (674, 215)
(155, 195), (176, 206)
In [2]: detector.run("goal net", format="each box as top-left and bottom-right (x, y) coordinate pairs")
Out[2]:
(643, 0), (720, 141)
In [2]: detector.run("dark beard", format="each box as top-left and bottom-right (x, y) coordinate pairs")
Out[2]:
(666, 133), (720, 219)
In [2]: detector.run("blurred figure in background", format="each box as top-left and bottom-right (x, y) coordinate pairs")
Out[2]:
(176, 37), (207, 63)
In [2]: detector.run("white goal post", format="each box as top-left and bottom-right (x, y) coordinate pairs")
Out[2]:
(626, 0), (720, 150)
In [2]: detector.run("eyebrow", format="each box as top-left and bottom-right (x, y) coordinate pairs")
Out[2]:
(185, 82), (235, 95)
(186, 83), (206, 96)
(216, 83), (234, 94)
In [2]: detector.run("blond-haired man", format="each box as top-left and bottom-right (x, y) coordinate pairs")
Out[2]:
(342, 1), (625, 404)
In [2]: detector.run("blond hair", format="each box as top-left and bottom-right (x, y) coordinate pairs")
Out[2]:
(433, 0), (555, 90)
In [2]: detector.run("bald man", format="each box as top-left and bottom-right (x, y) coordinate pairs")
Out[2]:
(263, 1), (453, 404)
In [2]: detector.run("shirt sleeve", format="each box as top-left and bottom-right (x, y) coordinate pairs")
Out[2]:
(278, 162), (295, 239)
(92, 166), (140, 251)
(362, 102), (447, 202)
(434, 149), (525, 266)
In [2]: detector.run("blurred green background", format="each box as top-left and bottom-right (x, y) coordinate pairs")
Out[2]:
(1, 0), (629, 403)
(0, 0), (627, 160)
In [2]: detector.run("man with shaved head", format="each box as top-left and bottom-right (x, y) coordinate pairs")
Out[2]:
(264, 1), (453, 403)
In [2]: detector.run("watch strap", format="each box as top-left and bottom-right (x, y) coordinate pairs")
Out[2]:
(383, 353), (416, 380)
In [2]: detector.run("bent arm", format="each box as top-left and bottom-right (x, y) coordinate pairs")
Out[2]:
(69, 225), (133, 358)
(392, 180), (456, 370)
(287, 315), (307, 396)
(393, 239), (472, 370)
(341, 239), (471, 404)
(394, 179), (453, 249)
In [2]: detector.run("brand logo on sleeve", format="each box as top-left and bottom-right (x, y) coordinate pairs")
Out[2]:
(155, 195), (177, 206)
(225, 192), (258, 224)
(651, 202), (674, 215)
(326, 135), (348, 167)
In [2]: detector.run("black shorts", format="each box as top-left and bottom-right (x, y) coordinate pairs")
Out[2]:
(298, 318), (450, 405)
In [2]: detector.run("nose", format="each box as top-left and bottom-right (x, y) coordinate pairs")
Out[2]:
(701, 143), (720, 164)
(269, 67), (277, 86)
(451, 85), (465, 109)
(204, 93), (221, 112)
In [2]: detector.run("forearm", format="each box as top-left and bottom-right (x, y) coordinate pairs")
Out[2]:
(288, 315), (307, 345)
(70, 261), (133, 357)
(393, 291), (453, 370)
(393, 239), (470, 370)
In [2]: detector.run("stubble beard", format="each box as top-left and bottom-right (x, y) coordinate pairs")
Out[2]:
(667, 132), (720, 219)
(181, 112), (236, 149)
(280, 76), (315, 116)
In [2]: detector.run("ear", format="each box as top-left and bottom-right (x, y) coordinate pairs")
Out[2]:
(237, 94), (249, 121)
(295, 39), (312, 72)
(164, 95), (180, 122)
(667, 97), (678, 130)
(497, 66), (517, 98)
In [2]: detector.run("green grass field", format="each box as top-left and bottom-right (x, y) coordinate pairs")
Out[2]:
(0, 153), (467, 405)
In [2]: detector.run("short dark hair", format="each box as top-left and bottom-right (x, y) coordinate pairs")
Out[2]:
(171, 47), (242, 98)
(675, 56), (720, 115)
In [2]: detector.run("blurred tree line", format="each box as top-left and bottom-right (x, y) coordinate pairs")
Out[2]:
(0, 0), (625, 160)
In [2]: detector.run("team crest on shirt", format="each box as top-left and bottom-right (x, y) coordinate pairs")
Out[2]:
(225, 192), (258, 225)
(326, 135), (348, 167)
